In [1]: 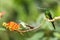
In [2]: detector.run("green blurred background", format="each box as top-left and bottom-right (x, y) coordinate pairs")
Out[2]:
(0, 0), (60, 40)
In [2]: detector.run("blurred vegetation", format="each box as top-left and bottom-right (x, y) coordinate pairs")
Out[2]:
(0, 0), (60, 40)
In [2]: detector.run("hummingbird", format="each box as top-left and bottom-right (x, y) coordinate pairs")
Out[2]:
(44, 9), (55, 29)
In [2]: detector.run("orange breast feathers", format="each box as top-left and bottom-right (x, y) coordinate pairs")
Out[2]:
(7, 22), (20, 31)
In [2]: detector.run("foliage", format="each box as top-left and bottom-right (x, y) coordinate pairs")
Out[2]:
(0, 0), (60, 40)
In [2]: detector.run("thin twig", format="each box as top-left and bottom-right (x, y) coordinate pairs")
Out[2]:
(46, 16), (60, 22)
(25, 24), (42, 32)
(20, 24), (42, 33)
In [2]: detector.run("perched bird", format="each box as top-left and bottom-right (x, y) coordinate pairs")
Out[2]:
(45, 9), (55, 29)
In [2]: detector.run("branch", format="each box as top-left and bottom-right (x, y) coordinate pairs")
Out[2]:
(20, 24), (42, 33)
(25, 24), (42, 32)
(19, 16), (60, 33)
(46, 16), (60, 22)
